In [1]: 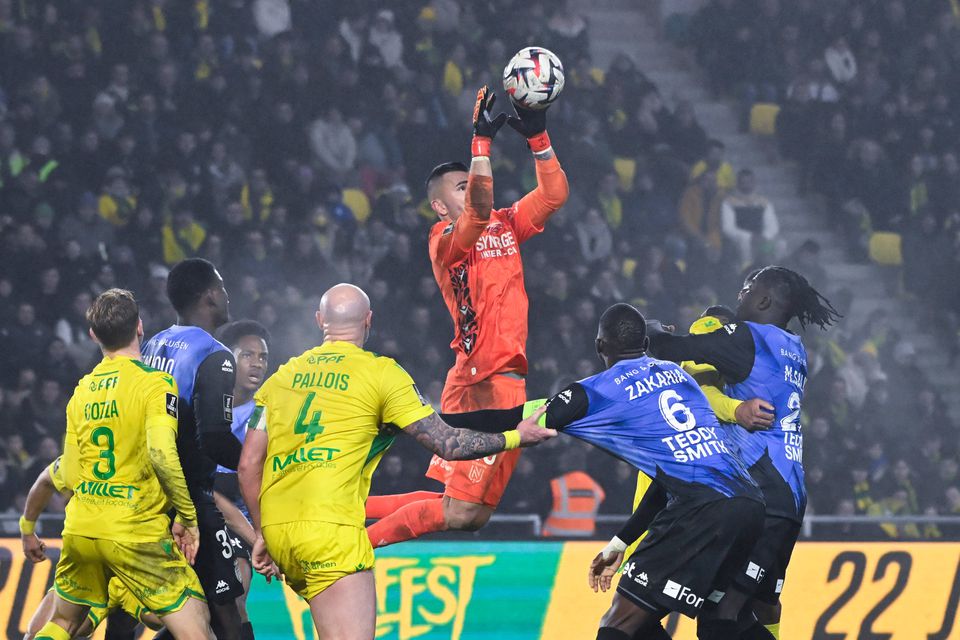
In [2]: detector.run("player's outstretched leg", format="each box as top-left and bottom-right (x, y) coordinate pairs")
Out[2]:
(308, 570), (376, 640)
(34, 596), (88, 640)
(366, 495), (450, 548)
(158, 597), (215, 640)
(365, 491), (442, 520)
(597, 593), (663, 639)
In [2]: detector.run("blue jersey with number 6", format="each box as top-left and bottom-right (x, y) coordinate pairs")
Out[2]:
(725, 322), (807, 515)
(559, 356), (760, 501)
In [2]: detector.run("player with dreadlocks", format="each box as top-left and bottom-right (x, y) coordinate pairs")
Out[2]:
(602, 265), (840, 640)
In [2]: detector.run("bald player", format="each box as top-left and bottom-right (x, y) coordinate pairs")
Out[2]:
(238, 283), (554, 639)
(365, 86), (569, 547)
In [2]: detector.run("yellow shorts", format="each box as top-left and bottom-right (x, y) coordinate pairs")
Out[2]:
(56, 534), (205, 616)
(263, 521), (374, 601)
(86, 578), (152, 629)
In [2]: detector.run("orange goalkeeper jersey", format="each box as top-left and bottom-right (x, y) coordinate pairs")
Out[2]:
(429, 156), (568, 387)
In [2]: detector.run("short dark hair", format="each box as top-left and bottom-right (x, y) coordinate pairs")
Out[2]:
(166, 258), (219, 314)
(86, 288), (139, 351)
(425, 161), (468, 192)
(216, 320), (271, 349)
(599, 303), (647, 352)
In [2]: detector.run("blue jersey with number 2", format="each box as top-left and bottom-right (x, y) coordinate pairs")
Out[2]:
(725, 322), (807, 515)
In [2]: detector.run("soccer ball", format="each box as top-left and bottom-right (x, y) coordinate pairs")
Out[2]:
(502, 46), (565, 110)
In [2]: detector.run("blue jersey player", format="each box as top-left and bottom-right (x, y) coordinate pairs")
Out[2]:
(141, 258), (247, 640)
(442, 303), (766, 640)
(212, 319), (271, 639)
(646, 266), (840, 640)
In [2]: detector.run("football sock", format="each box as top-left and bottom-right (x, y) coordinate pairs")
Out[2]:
(35, 622), (71, 640)
(739, 621), (776, 640)
(698, 619), (740, 640)
(241, 621), (255, 640)
(366, 497), (447, 548)
(764, 623), (780, 640)
(597, 627), (631, 640)
(365, 492), (443, 520)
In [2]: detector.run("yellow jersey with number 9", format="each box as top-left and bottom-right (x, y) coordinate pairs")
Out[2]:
(62, 356), (181, 542)
(251, 341), (434, 528)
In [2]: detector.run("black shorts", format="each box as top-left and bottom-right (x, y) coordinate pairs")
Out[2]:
(616, 495), (764, 618)
(213, 472), (252, 559)
(731, 514), (802, 604)
(194, 493), (245, 604)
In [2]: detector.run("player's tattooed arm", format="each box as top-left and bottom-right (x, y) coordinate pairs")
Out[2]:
(403, 413), (508, 460)
(403, 411), (556, 459)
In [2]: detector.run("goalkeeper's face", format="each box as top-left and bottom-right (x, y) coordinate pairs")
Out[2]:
(429, 171), (468, 222)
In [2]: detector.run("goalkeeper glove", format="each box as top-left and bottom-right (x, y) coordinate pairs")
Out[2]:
(472, 86), (507, 157)
(506, 103), (551, 153)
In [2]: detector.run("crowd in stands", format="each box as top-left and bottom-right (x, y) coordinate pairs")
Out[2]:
(688, 0), (960, 537)
(0, 0), (953, 539)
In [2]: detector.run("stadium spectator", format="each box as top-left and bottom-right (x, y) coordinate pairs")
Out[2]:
(720, 168), (780, 269)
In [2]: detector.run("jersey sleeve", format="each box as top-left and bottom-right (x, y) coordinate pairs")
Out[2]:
(194, 350), (242, 469)
(647, 322), (755, 384)
(510, 155), (569, 243)
(48, 456), (67, 493)
(542, 382), (590, 430)
(379, 361), (434, 429)
(61, 393), (81, 490)
(144, 372), (180, 432)
(430, 174), (492, 268)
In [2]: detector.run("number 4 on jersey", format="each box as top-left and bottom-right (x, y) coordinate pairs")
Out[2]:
(295, 392), (325, 443)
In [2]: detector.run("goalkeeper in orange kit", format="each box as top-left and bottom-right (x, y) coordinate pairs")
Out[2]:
(365, 86), (569, 547)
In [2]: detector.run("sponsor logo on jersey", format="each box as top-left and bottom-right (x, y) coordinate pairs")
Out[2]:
(723, 323), (738, 335)
(223, 394), (233, 421)
(558, 389), (572, 404)
(75, 481), (140, 499)
(166, 393), (179, 418)
(637, 572), (649, 587)
(216, 580), (229, 594)
(271, 446), (341, 473)
(775, 579), (784, 593)
(222, 359), (234, 373)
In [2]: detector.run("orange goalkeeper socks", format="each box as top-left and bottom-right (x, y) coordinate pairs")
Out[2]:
(365, 491), (443, 520)
(366, 496), (447, 548)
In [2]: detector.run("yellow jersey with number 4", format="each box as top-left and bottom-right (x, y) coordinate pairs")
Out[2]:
(251, 341), (434, 528)
(62, 356), (181, 542)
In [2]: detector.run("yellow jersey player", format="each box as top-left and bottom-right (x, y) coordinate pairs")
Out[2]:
(237, 283), (554, 640)
(22, 456), (164, 639)
(33, 289), (214, 640)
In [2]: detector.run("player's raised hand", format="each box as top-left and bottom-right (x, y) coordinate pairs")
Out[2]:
(506, 102), (548, 138)
(172, 521), (200, 565)
(472, 86), (508, 140)
(588, 549), (623, 593)
(516, 405), (557, 447)
(22, 532), (47, 563)
(735, 398), (775, 431)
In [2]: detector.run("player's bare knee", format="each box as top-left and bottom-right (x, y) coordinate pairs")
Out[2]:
(753, 599), (781, 624)
(442, 499), (491, 531)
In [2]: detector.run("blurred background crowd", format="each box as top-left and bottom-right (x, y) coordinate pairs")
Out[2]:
(0, 0), (955, 539)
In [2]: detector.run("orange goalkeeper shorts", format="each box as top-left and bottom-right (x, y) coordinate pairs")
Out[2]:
(424, 374), (525, 508)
